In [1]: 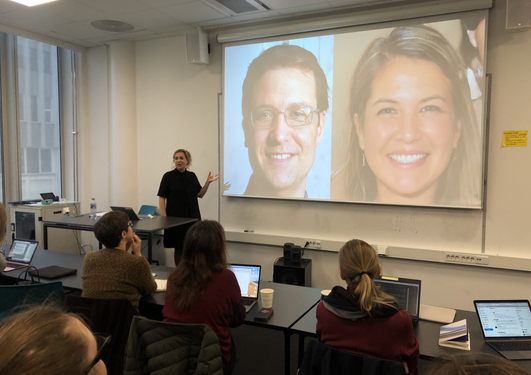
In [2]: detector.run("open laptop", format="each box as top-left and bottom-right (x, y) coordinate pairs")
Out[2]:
(474, 300), (531, 360)
(374, 276), (421, 321)
(227, 264), (261, 312)
(4, 239), (39, 271)
(110, 206), (144, 221)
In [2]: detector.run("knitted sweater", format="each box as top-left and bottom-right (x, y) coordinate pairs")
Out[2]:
(316, 285), (419, 375)
(81, 248), (157, 309)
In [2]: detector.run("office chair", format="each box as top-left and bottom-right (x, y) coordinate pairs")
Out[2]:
(298, 340), (406, 375)
(124, 316), (223, 375)
(138, 205), (157, 215)
(64, 295), (137, 375)
(0, 281), (64, 321)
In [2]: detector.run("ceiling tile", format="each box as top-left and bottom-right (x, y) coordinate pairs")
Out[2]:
(49, 21), (112, 39)
(30, 26), (78, 41)
(146, 23), (195, 33)
(76, 0), (151, 16)
(137, 0), (192, 7)
(0, 10), (71, 30)
(277, 2), (332, 15)
(192, 16), (233, 27)
(116, 8), (184, 29)
(230, 9), (280, 22)
(329, 0), (379, 6)
(160, 1), (226, 23)
(0, 1), (26, 14)
(40, 1), (111, 22)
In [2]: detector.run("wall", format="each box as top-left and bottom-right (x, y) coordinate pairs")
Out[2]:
(82, 0), (531, 311)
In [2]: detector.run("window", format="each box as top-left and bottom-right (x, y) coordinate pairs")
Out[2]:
(17, 37), (62, 199)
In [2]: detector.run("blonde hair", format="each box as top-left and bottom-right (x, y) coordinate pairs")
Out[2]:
(339, 239), (397, 315)
(0, 305), (92, 375)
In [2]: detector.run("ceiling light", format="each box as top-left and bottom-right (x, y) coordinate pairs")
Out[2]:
(91, 20), (135, 33)
(10, 0), (58, 6)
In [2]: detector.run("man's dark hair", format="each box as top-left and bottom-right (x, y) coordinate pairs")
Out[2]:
(241, 44), (329, 120)
(93, 211), (129, 249)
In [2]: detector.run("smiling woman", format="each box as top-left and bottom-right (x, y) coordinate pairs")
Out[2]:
(333, 25), (482, 207)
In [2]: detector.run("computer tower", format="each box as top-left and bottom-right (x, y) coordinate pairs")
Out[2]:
(273, 257), (312, 287)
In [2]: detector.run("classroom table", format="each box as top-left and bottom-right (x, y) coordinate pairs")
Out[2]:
(42, 214), (197, 263)
(290, 304), (531, 372)
(1, 249), (322, 375)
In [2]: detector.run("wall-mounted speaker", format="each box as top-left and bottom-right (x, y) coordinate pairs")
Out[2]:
(273, 258), (312, 287)
(186, 28), (209, 64)
(506, 0), (531, 31)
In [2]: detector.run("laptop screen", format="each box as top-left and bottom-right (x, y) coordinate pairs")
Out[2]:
(227, 264), (261, 299)
(7, 239), (39, 263)
(374, 276), (421, 319)
(475, 300), (531, 338)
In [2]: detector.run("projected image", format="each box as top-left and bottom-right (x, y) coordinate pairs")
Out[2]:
(223, 13), (486, 208)
(224, 37), (334, 199)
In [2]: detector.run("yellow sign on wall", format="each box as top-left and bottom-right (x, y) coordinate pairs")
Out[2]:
(503, 131), (528, 147)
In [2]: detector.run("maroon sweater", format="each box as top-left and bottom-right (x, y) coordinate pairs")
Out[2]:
(316, 286), (419, 375)
(162, 269), (246, 367)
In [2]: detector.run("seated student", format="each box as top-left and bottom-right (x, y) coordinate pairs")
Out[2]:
(316, 239), (419, 374)
(0, 305), (108, 375)
(82, 211), (157, 310)
(427, 352), (531, 375)
(0, 203), (7, 272)
(162, 220), (246, 375)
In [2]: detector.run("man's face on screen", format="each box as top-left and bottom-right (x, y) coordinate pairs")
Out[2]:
(244, 67), (325, 197)
(356, 57), (462, 204)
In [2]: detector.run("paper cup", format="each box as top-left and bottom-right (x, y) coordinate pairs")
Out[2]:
(260, 288), (274, 309)
(320, 289), (331, 300)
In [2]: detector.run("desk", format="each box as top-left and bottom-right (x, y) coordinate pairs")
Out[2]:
(43, 214), (197, 263)
(246, 282), (322, 375)
(290, 304), (531, 372)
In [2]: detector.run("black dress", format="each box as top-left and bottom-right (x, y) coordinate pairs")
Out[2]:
(157, 169), (202, 261)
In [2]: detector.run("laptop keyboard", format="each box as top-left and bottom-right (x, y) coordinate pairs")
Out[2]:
(490, 341), (531, 351)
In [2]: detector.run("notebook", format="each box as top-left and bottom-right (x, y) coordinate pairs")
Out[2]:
(29, 265), (77, 280)
(374, 276), (421, 321)
(4, 239), (39, 271)
(110, 206), (145, 221)
(227, 264), (261, 312)
(474, 300), (531, 360)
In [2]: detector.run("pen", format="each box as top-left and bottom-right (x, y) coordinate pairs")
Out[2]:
(244, 230), (254, 233)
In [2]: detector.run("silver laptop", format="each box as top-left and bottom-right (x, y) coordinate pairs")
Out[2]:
(4, 239), (39, 271)
(227, 264), (261, 312)
(374, 276), (421, 321)
(110, 206), (144, 221)
(475, 300), (531, 360)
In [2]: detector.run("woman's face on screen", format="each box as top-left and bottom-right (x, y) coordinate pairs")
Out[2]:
(356, 56), (462, 204)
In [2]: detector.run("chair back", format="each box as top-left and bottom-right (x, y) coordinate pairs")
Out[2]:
(0, 281), (64, 321)
(299, 340), (406, 375)
(64, 295), (137, 375)
(138, 205), (157, 215)
(124, 316), (223, 375)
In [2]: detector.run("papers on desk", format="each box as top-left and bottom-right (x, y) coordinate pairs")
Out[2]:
(439, 319), (470, 351)
(155, 279), (167, 292)
(95, 211), (109, 217)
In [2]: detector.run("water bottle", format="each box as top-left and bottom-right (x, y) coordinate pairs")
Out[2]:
(89, 198), (97, 219)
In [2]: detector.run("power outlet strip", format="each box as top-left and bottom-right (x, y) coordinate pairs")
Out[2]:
(305, 239), (322, 249)
(444, 252), (489, 265)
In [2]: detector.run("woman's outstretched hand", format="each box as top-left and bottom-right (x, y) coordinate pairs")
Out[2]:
(207, 172), (221, 183)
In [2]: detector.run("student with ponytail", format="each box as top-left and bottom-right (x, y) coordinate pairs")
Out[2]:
(316, 239), (419, 374)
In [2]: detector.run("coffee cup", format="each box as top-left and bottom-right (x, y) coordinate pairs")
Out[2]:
(260, 288), (274, 309)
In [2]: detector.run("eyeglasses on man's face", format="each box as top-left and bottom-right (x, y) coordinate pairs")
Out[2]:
(251, 106), (319, 128)
(81, 334), (111, 375)
(128, 221), (134, 228)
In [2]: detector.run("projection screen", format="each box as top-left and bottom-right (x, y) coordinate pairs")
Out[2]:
(223, 11), (487, 209)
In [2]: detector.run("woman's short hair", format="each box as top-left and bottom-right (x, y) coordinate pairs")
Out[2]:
(0, 203), (7, 244)
(169, 220), (228, 311)
(342, 25), (481, 206)
(0, 305), (92, 375)
(339, 239), (396, 315)
(93, 211), (129, 249)
(173, 149), (192, 168)
(427, 353), (531, 375)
